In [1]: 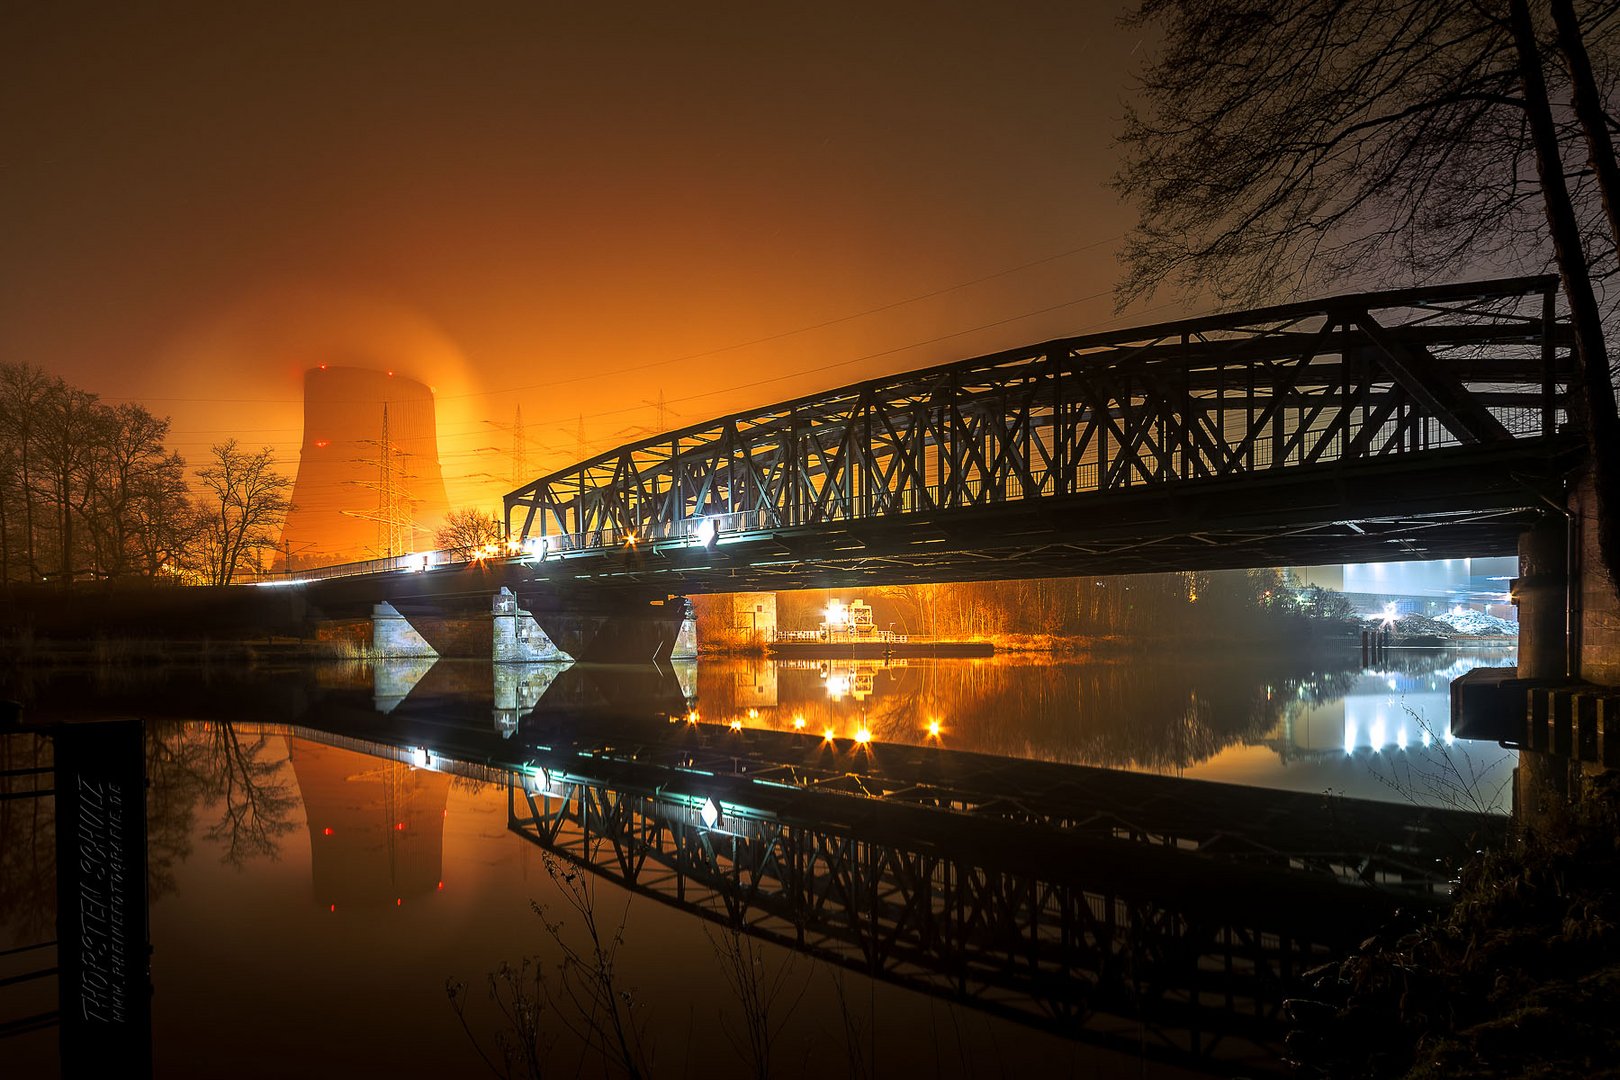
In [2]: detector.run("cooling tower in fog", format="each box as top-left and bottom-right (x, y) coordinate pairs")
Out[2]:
(279, 366), (452, 568)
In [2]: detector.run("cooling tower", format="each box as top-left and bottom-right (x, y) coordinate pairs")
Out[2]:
(279, 366), (452, 568)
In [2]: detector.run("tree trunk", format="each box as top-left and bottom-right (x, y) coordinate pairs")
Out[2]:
(20, 442), (36, 581)
(57, 462), (73, 586)
(1509, 0), (1620, 599)
(1550, 0), (1620, 263)
(0, 475), (9, 586)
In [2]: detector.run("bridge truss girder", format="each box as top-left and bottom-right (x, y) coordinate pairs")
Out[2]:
(506, 276), (1575, 589)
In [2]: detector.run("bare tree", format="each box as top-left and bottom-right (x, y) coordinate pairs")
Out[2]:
(195, 440), (293, 586)
(82, 403), (190, 579)
(0, 363), (54, 582)
(703, 923), (808, 1080)
(1115, 0), (1620, 590)
(127, 451), (197, 580)
(34, 381), (101, 583)
(436, 506), (505, 560)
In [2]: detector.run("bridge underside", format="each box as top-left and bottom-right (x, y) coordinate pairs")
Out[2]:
(519, 437), (1579, 593)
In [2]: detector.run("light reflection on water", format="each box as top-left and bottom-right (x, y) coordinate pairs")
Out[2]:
(691, 646), (1518, 812)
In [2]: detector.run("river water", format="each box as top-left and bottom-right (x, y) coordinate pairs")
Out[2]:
(0, 645), (1516, 1078)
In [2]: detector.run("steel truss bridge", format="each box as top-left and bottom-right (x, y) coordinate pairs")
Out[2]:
(505, 276), (1581, 591)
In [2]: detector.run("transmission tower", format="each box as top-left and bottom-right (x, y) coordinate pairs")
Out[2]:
(345, 402), (418, 558)
(512, 405), (528, 485)
(647, 389), (669, 433)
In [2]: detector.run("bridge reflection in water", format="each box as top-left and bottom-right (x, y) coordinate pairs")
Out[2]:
(259, 653), (1492, 1074)
(2, 652), (1505, 1076)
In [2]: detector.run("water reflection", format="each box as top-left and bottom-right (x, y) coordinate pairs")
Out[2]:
(689, 648), (1517, 810)
(292, 741), (449, 910)
(372, 656), (437, 714)
(491, 661), (572, 737)
(0, 645), (1516, 1077)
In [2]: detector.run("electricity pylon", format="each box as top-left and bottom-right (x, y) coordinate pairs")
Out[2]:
(345, 402), (418, 558)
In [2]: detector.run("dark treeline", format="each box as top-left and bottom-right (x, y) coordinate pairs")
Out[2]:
(772, 568), (1353, 644)
(0, 363), (290, 587)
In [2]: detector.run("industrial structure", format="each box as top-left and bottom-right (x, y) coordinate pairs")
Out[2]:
(279, 366), (452, 568)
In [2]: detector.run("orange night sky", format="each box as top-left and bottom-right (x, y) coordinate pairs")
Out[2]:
(2, 3), (1183, 514)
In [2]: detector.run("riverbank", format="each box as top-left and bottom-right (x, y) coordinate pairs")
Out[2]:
(767, 639), (994, 659)
(0, 630), (376, 667)
(1284, 769), (1620, 1078)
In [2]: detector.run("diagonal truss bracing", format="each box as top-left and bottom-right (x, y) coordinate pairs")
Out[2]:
(505, 276), (1577, 585)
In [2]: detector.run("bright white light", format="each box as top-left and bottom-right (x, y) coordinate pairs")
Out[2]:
(1370, 717), (1387, 751)
(926, 719), (942, 738)
(1381, 601), (1399, 629)
(410, 747), (429, 768)
(824, 600), (848, 628)
(700, 797), (720, 828)
(1396, 724), (1408, 750)
(854, 726), (872, 744)
(792, 715), (806, 730)
(524, 766), (550, 793)
(826, 675), (850, 698)
(1421, 729), (1433, 747)
(694, 518), (718, 547)
(1344, 721), (1357, 754)
(1387, 678), (1399, 691)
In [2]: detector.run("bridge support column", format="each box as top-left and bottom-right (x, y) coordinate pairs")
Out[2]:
(493, 587), (572, 663)
(372, 602), (439, 659)
(1514, 519), (1574, 821)
(1514, 519), (1569, 682)
(670, 597), (697, 660)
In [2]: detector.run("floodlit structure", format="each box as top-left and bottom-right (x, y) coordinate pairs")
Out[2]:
(279, 366), (452, 568)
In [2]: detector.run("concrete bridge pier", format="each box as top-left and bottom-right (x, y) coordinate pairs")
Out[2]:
(1514, 518), (1570, 682)
(1455, 467), (1620, 803)
(668, 597), (697, 660)
(493, 587), (573, 663)
(1514, 518), (1574, 821)
(372, 602), (439, 659)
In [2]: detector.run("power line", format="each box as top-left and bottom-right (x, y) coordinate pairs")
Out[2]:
(101, 234), (1124, 407)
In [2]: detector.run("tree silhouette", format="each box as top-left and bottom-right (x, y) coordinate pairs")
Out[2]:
(195, 439), (292, 585)
(1116, 0), (1620, 590)
(435, 506), (504, 560)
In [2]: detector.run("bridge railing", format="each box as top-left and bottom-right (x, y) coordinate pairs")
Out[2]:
(242, 549), (458, 585)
